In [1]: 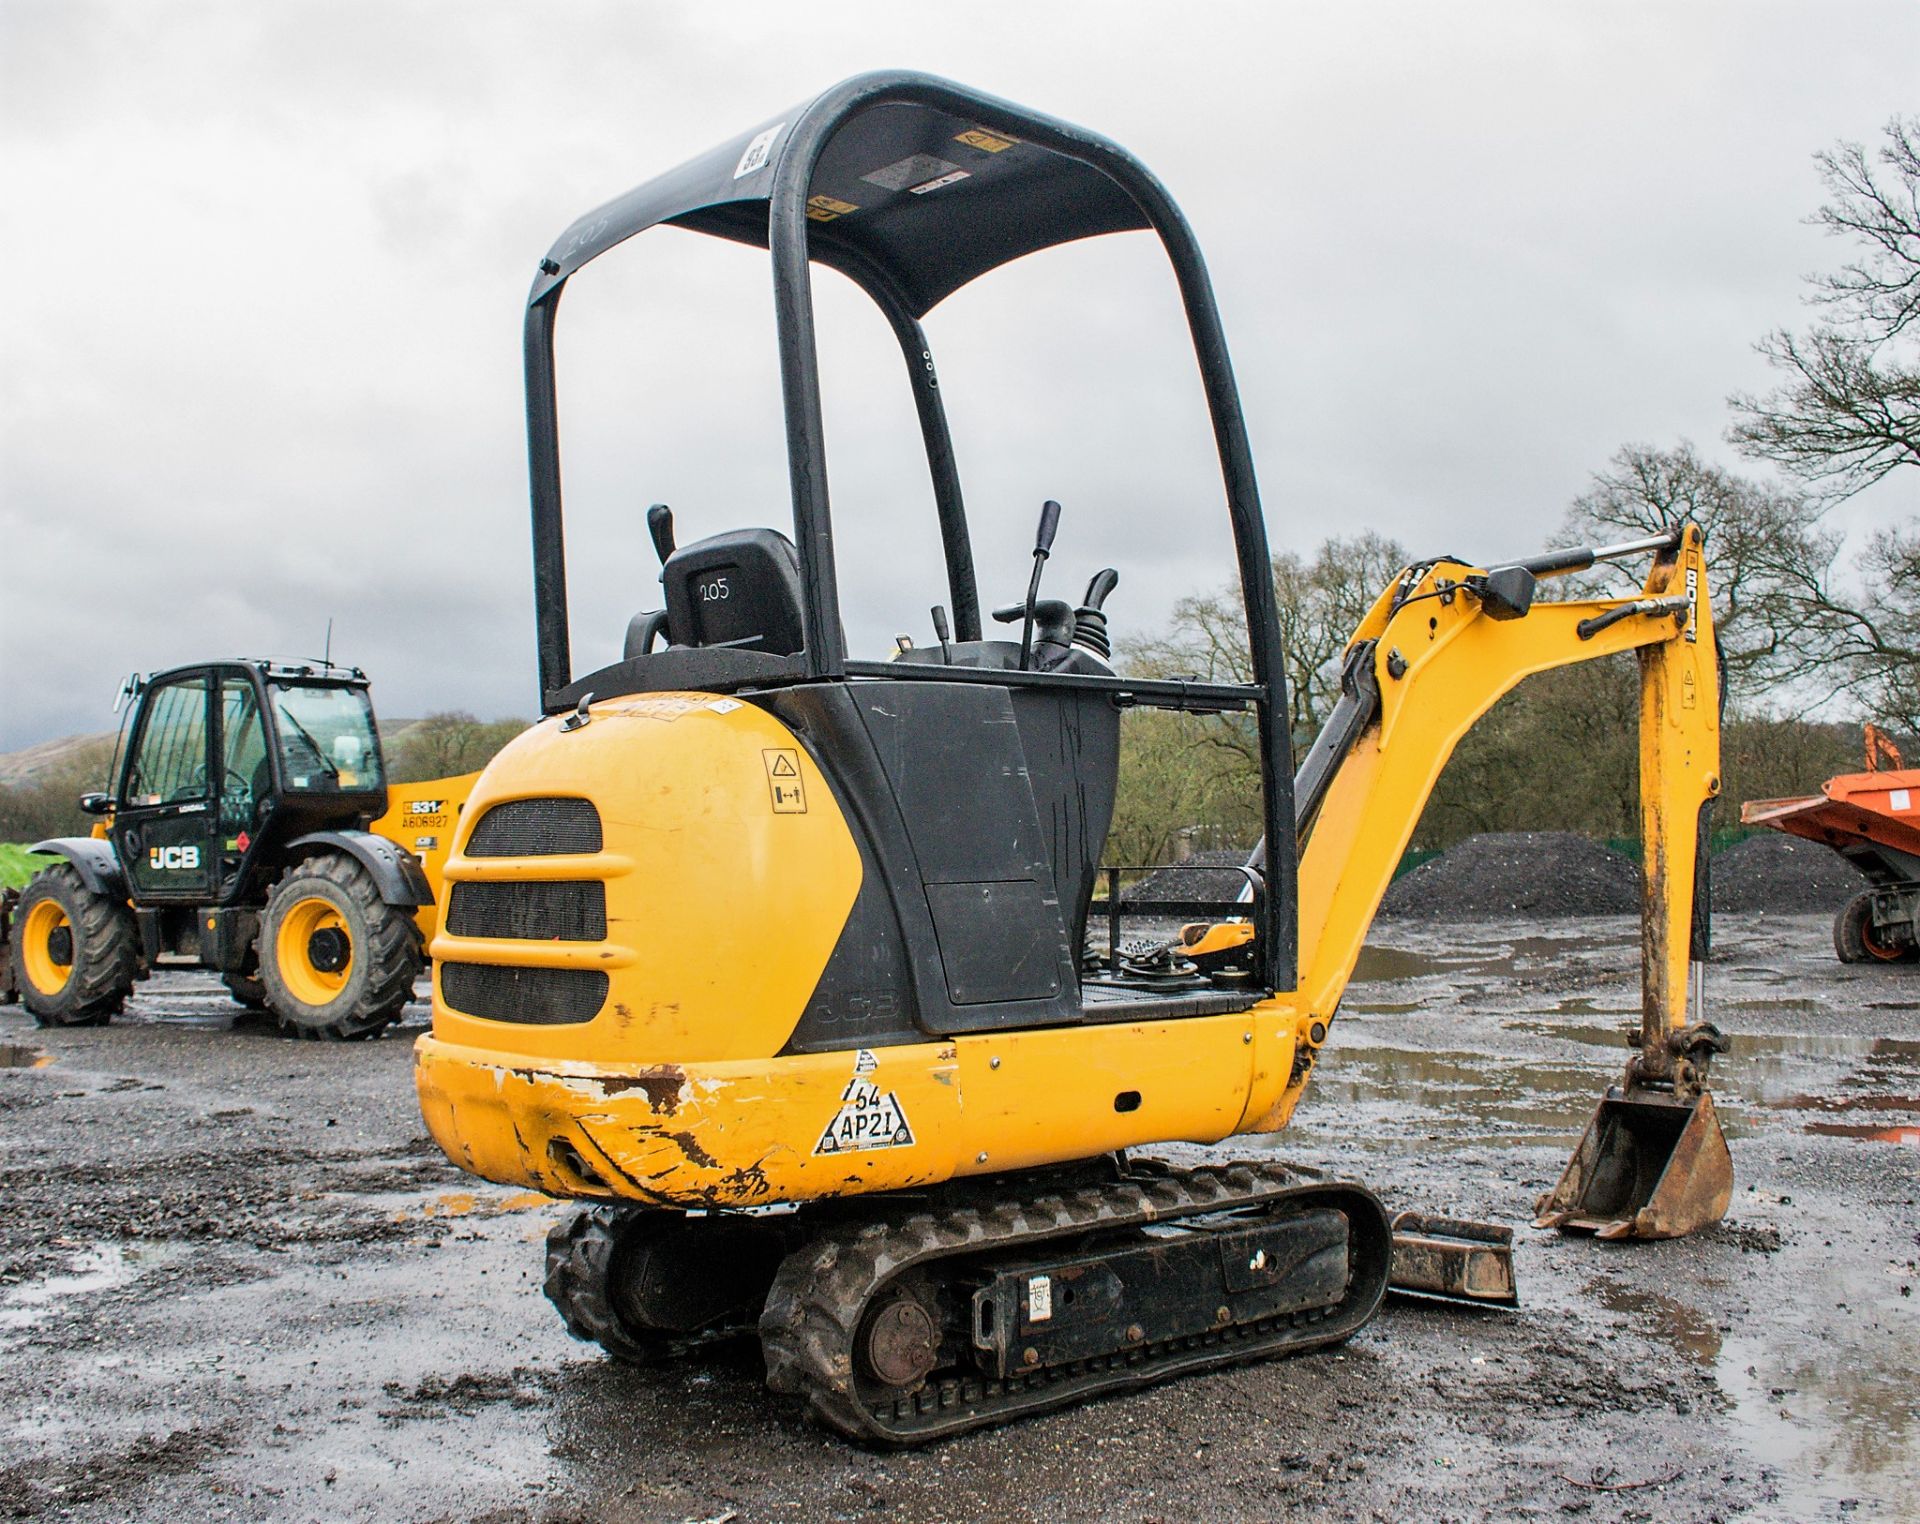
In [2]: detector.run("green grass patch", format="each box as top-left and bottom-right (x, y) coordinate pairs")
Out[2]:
(0, 844), (58, 891)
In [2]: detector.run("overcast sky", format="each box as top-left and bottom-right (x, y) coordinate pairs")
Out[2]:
(2, 0), (1915, 749)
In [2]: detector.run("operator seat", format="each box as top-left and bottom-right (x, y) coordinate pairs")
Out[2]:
(628, 528), (807, 658)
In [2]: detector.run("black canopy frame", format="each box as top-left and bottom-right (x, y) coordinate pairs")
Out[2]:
(521, 70), (1299, 990)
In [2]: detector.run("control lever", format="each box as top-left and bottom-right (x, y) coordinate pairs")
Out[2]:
(1073, 567), (1119, 658)
(1018, 499), (1062, 670)
(930, 604), (953, 665)
(646, 503), (676, 566)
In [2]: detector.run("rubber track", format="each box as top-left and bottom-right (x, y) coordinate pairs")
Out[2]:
(17, 863), (139, 1026)
(543, 1205), (671, 1365)
(759, 1163), (1391, 1445)
(261, 854), (422, 1040)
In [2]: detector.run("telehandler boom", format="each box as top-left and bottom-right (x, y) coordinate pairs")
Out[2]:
(414, 72), (1731, 1441)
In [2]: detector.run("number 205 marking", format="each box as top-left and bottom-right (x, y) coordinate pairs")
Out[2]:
(699, 576), (730, 601)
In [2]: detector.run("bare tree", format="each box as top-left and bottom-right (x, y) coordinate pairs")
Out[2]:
(1128, 530), (1409, 756)
(1760, 520), (1920, 734)
(1564, 442), (1833, 701)
(1729, 117), (1920, 494)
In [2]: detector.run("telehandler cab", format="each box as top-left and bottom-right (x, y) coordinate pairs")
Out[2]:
(414, 72), (1733, 1441)
(7, 659), (473, 1039)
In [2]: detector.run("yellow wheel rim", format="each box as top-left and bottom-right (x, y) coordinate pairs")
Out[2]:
(20, 900), (74, 996)
(276, 895), (354, 1007)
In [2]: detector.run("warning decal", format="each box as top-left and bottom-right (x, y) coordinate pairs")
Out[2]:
(955, 128), (1016, 153)
(763, 748), (807, 813)
(807, 194), (860, 222)
(813, 1051), (915, 1154)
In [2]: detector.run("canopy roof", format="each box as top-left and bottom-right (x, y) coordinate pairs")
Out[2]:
(528, 71), (1157, 317)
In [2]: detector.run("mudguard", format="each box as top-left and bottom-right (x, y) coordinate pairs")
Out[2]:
(28, 837), (129, 900)
(287, 830), (433, 908)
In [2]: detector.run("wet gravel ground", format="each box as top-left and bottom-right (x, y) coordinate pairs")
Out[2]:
(1, 913), (1914, 1523)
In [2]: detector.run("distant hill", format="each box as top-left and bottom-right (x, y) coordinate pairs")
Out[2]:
(0, 731), (119, 789)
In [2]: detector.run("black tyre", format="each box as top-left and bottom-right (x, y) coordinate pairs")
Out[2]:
(8, 863), (138, 1026)
(1833, 891), (1917, 964)
(544, 1206), (674, 1366)
(220, 968), (269, 1009)
(258, 854), (423, 1040)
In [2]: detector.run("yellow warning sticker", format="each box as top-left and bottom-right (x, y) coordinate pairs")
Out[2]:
(807, 193), (860, 223)
(955, 128), (1016, 153)
(763, 748), (807, 813)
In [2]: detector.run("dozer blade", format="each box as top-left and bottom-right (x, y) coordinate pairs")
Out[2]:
(1534, 1089), (1732, 1241)
(1387, 1211), (1517, 1307)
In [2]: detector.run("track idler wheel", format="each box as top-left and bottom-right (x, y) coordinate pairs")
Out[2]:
(545, 1205), (793, 1365)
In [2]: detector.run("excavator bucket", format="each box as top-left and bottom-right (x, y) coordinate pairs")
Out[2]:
(1533, 1090), (1732, 1241)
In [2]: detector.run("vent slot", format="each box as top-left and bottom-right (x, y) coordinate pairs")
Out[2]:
(466, 798), (602, 857)
(446, 881), (607, 942)
(440, 963), (609, 1025)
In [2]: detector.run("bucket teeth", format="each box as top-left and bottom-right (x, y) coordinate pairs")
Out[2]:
(1535, 1090), (1733, 1241)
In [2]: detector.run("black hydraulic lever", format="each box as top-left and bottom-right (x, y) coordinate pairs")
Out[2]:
(646, 503), (676, 566)
(1072, 567), (1120, 657)
(1018, 500), (1063, 670)
(930, 604), (953, 665)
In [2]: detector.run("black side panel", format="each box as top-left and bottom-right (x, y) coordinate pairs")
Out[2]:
(851, 682), (1079, 1028)
(1008, 687), (1119, 960)
(766, 682), (1079, 1048)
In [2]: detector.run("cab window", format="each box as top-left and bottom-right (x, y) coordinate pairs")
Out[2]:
(219, 678), (270, 826)
(127, 678), (210, 805)
(271, 684), (383, 792)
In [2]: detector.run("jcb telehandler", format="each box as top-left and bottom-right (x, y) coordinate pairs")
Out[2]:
(7, 659), (475, 1039)
(414, 72), (1733, 1442)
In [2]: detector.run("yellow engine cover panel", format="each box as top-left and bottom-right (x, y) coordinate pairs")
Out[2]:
(427, 694), (863, 1066)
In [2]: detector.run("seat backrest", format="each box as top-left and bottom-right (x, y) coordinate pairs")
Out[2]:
(659, 528), (806, 656)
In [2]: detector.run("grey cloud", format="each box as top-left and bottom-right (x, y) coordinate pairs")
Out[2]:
(3, 0), (1916, 746)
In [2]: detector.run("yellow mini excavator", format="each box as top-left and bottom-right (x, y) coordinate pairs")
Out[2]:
(415, 72), (1732, 1442)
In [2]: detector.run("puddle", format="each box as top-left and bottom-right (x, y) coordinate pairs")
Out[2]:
(1802, 1122), (1920, 1144)
(0, 1244), (142, 1334)
(1351, 945), (1475, 983)
(1350, 932), (1611, 986)
(0, 1044), (53, 1069)
(1716, 1287), (1917, 1512)
(1585, 1233), (1916, 1511)
(1587, 1278), (1721, 1364)
(1286, 1045), (1615, 1147)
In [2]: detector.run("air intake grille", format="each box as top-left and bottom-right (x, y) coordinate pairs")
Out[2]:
(466, 798), (602, 857)
(445, 881), (606, 942)
(440, 962), (608, 1025)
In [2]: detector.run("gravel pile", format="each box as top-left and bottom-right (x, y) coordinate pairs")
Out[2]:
(1379, 831), (1639, 919)
(1711, 833), (1868, 913)
(1129, 849), (1252, 904)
